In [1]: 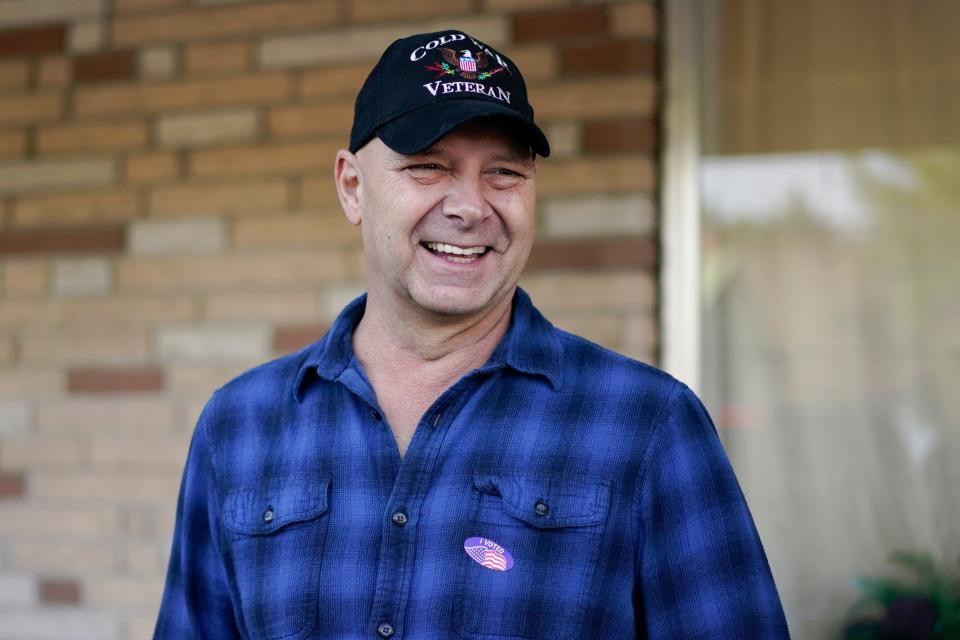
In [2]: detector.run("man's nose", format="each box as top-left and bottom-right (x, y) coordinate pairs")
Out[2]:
(441, 175), (488, 227)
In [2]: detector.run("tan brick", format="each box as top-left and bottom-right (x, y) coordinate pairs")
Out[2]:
(0, 574), (35, 608)
(301, 176), (341, 208)
(609, 2), (657, 38)
(68, 19), (105, 54)
(51, 257), (113, 296)
(117, 251), (347, 291)
(0, 368), (65, 395)
(0, 296), (195, 328)
(13, 189), (137, 227)
(0, 58), (30, 90)
(90, 433), (190, 468)
(0, 131), (26, 158)
(125, 152), (179, 183)
(0, 258), (47, 293)
(123, 541), (164, 574)
(157, 108), (258, 148)
(167, 361), (260, 396)
(0, 610), (122, 640)
(162, 321), (259, 364)
(31, 471), (181, 505)
(543, 194), (654, 238)
(184, 40), (250, 76)
(0, 399), (32, 435)
(36, 55), (72, 88)
(111, 0), (337, 46)
(36, 398), (177, 435)
(128, 217), (227, 255)
(74, 72), (292, 116)
(19, 325), (150, 365)
(139, 45), (177, 80)
(0, 505), (120, 539)
(520, 271), (655, 312)
(507, 44), (559, 82)
(85, 576), (165, 609)
(0, 93), (62, 126)
(0, 0), (103, 27)
(6, 540), (117, 573)
(150, 179), (289, 216)
(268, 103), (353, 138)
(484, 0), (568, 10)
(350, 0), (471, 23)
(232, 213), (358, 249)
(37, 122), (147, 153)
(0, 334), (14, 364)
(531, 77), (655, 121)
(204, 290), (323, 323)
(537, 155), (654, 196)
(190, 141), (340, 178)
(543, 121), (580, 158)
(259, 16), (509, 68)
(551, 312), (620, 350)
(620, 313), (657, 362)
(112, 0), (185, 12)
(0, 158), (116, 195)
(301, 63), (370, 99)
(0, 436), (85, 470)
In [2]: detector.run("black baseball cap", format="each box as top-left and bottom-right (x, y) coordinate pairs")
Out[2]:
(349, 30), (550, 158)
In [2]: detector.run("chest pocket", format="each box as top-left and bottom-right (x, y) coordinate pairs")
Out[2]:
(456, 472), (611, 640)
(223, 474), (331, 640)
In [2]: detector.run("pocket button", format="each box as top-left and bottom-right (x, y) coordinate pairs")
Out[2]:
(533, 500), (549, 517)
(262, 507), (275, 524)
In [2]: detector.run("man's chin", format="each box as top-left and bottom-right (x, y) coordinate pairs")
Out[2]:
(408, 285), (511, 320)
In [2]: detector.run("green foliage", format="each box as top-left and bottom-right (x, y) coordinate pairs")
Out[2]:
(841, 551), (960, 640)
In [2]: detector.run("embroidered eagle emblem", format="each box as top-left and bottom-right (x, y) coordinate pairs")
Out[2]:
(425, 48), (504, 81)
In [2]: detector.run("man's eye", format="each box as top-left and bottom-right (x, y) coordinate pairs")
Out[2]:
(407, 163), (442, 171)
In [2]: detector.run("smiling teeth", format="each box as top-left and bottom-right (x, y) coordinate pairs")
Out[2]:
(425, 242), (488, 256)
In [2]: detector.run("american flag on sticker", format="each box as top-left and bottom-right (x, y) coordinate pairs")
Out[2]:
(464, 536), (514, 572)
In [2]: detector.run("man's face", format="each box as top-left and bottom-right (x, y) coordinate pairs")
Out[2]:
(341, 123), (538, 321)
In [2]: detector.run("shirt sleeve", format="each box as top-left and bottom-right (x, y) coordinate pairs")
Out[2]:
(154, 403), (243, 639)
(634, 383), (790, 639)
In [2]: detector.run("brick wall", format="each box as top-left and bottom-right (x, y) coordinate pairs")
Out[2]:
(0, 0), (658, 636)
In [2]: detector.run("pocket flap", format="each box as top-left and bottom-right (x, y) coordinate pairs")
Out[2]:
(224, 474), (331, 535)
(472, 472), (610, 529)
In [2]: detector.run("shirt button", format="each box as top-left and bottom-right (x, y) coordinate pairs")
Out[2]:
(263, 507), (275, 523)
(534, 501), (549, 517)
(377, 622), (395, 638)
(391, 511), (408, 527)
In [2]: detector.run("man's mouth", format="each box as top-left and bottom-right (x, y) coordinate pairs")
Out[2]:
(422, 241), (489, 264)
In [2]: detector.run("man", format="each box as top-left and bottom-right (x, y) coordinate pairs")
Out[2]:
(155, 30), (789, 639)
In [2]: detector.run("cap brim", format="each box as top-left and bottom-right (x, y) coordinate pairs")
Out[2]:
(375, 99), (550, 158)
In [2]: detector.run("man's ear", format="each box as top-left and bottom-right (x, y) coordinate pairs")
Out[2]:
(334, 149), (363, 226)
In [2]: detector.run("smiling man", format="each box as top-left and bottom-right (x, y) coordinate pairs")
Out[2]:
(155, 31), (789, 639)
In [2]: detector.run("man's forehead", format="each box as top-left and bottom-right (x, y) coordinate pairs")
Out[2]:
(402, 121), (535, 160)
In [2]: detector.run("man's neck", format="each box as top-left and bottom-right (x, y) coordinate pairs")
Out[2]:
(352, 290), (513, 381)
(351, 290), (514, 457)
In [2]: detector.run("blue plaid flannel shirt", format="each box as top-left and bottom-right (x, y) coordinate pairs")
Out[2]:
(155, 288), (789, 639)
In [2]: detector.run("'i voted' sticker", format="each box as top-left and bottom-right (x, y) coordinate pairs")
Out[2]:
(464, 536), (514, 571)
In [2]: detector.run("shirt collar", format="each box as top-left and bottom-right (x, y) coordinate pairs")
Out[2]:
(294, 287), (563, 401)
